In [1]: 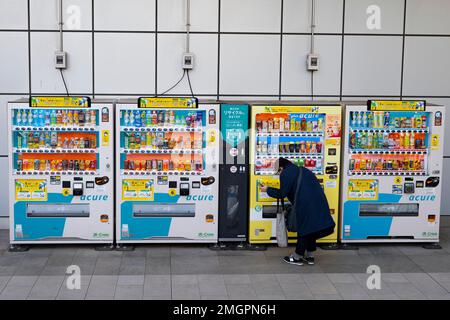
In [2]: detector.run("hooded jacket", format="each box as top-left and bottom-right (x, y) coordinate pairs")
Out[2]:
(266, 163), (335, 236)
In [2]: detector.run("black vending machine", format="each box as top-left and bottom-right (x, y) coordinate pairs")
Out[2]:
(217, 104), (250, 248)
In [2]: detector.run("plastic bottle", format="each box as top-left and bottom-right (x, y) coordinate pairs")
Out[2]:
(22, 110), (27, 125)
(27, 110), (33, 126)
(16, 110), (22, 125)
(123, 111), (129, 126)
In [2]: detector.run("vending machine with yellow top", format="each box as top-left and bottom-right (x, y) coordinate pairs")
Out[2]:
(115, 97), (220, 244)
(341, 100), (445, 245)
(8, 97), (114, 250)
(249, 104), (342, 245)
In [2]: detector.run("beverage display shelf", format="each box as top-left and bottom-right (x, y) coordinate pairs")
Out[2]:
(255, 169), (323, 176)
(350, 127), (428, 133)
(13, 170), (98, 176)
(14, 148), (97, 154)
(13, 126), (97, 132)
(121, 126), (203, 133)
(122, 148), (202, 155)
(349, 149), (427, 155)
(348, 170), (427, 176)
(256, 131), (323, 137)
(256, 154), (323, 159)
(121, 170), (203, 176)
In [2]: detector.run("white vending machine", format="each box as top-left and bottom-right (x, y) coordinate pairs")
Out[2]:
(8, 97), (114, 249)
(115, 97), (220, 244)
(341, 100), (445, 244)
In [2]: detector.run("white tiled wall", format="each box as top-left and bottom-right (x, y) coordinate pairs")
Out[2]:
(344, 0), (405, 34)
(0, 0), (449, 219)
(31, 32), (92, 93)
(342, 36), (403, 96)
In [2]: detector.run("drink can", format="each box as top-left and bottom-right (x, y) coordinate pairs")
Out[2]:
(17, 160), (23, 171)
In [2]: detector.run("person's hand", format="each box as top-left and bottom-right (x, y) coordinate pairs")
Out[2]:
(259, 183), (267, 192)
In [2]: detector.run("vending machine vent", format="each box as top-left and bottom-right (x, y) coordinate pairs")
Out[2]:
(26, 203), (90, 217)
(133, 203), (195, 217)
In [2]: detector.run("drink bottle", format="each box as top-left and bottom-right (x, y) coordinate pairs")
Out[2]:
(28, 110), (33, 126)
(367, 132), (373, 149)
(362, 112), (367, 127)
(134, 111), (141, 127)
(356, 112), (362, 127)
(129, 111), (135, 126)
(22, 110), (27, 125)
(16, 110), (22, 125)
(384, 112), (390, 128)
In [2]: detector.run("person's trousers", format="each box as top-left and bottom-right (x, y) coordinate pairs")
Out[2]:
(295, 226), (335, 255)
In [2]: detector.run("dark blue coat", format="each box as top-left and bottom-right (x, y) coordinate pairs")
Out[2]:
(266, 163), (335, 236)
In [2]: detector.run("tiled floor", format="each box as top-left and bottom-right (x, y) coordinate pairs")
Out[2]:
(0, 218), (450, 300)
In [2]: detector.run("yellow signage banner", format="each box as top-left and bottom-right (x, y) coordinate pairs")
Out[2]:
(122, 179), (154, 201)
(30, 96), (90, 108)
(348, 179), (379, 201)
(138, 97), (198, 109)
(15, 179), (47, 201)
(262, 106), (319, 114)
(369, 100), (426, 111)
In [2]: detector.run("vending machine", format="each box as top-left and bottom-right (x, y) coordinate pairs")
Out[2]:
(8, 97), (114, 248)
(341, 100), (445, 244)
(115, 97), (220, 244)
(249, 104), (342, 245)
(218, 104), (249, 245)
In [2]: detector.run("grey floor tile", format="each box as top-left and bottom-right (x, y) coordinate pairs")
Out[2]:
(0, 276), (10, 294)
(119, 264), (146, 276)
(145, 257), (171, 275)
(313, 293), (343, 300)
(14, 265), (45, 276)
(114, 285), (143, 300)
(381, 273), (410, 284)
(223, 274), (251, 285)
(198, 275), (227, 296)
(0, 267), (17, 276)
(201, 295), (229, 300)
(86, 275), (118, 299)
(257, 294), (286, 300)
(28, 276), (65, 299)
(226, 284), (257, 300)
(369, 294), (400, 300)
(40, 265), (69, 276)
(8, 276), (38, 287)
(303, 274), (338, 295)
(404, 273), (448, 297)
(171, 284), (201, 300)
(144, 275), (171, 298)
(280, 282), (314, 300)
(146, 246), (171, 258)
(334, 283), (371, 300)
(326, 273), (357, 284)
(118, 275), (145, 286)
(275, 274), (304, 284)
(358, 254), (423, 273)
(56, 275), (91, 300)
(387, 282), (428, 300)
(405, 254), (450, 273)
(172, 275), (198, 285)
(0, 285), (32, 300)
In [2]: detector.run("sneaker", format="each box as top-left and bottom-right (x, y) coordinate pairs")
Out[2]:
(283, 255), (305, 266)
(304, 256), (315, 265)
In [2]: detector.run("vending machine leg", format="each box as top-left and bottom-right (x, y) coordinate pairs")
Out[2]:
(319, 243), (341, 250)
(422, 243), (442, 250)
(209, 242), (228, 251)
(115, 243), (135, 251)
(245, 244), (267, 251)
(95, 243), (115, 251)
(339, 243), (359, 251)
(8, 244), (30, 252)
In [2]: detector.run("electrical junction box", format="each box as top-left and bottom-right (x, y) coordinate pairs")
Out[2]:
(307, 53), (319, 71)
(182, 53), (194, 70)
(55, 51), (67, 69)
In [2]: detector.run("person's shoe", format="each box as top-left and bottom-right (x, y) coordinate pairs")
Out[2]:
(304, 256), (315, 265)
(283, 255), (305, 266)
